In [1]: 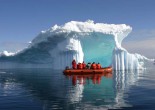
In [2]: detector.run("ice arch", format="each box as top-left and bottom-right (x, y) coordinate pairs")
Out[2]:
(55, 32), (115, 69)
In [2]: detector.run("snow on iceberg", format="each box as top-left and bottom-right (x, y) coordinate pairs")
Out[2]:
(0, 51), (15, 56)
(0, 20), (151, 70)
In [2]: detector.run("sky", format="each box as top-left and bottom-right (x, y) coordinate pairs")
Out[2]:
(0, 0), (155, 58)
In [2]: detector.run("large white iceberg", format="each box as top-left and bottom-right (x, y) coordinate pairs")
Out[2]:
(0, 20), (151, 70)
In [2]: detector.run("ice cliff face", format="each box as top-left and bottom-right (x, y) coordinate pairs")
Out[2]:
(0, 20), (150, 70)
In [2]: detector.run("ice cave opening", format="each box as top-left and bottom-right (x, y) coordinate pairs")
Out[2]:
(80, 32), (115, 67)
(52, 32), (116, 69)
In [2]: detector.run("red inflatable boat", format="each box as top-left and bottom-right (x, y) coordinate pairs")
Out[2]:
(63, 67), (112, 75)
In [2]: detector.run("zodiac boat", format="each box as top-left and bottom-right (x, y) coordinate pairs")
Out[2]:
(63, 67), (112, 75)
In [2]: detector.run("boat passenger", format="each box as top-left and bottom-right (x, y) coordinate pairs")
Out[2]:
(96, 63), (101, 69)
(72, 59), (77, 69)
(77, 63), (79, 69)
(79, 63), (83, 69)
(82, 61), (86, 69)
(77, 63), (83, 69)
(86, 62), (91, 69)
(91, 62), (96, 69)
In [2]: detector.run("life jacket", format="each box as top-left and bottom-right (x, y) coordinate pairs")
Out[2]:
(96, 64), (101, 69)
(79, 63), (83, 69)
(72, 60), (76, 65)
(77, 63), (82, 69)
(82, 62), (86, 69)
(72, 63), (76, 69)
(72, 60), (77, 69)
(77, 63), (79, 69)
(91, 63), (96, 69)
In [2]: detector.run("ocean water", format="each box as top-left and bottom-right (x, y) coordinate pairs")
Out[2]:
(0, 63), (155, 110)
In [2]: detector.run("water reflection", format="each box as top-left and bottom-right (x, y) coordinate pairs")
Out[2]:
(64, 72), (113, 106)
(0, 69), (144, 110)
(113, 70), (144, 109)
(64, 72), (112, 86)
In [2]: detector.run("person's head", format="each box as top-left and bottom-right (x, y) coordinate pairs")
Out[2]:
(98, 63), (100, 64)
(93, 62), (95, 64)
(83, 61), (85, 63)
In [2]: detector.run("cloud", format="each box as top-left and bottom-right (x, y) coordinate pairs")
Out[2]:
(123, 29), (155, 58)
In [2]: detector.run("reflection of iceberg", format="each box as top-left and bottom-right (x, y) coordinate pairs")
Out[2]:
(0, 20), (151, 70)
(76, 70), (143, 109)
(68, 82), (84, 103)
(112, 70), (142, 109)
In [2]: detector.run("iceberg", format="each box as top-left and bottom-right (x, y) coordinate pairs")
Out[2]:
(0, 20), (151, 70)
(0, 51), (15, 56)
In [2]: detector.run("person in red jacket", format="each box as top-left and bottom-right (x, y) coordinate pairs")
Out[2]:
(96, 63), (101, 69)
(91, 62), (97, 69)
(82, 61), (86, 69)
(77, 63), (79, 69)
(79, 63), (83, 69)
(77, 63), (82, 69)
(72, 59), (77, 69)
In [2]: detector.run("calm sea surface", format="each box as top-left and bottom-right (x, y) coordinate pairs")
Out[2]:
(0, 64), (155, 110)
